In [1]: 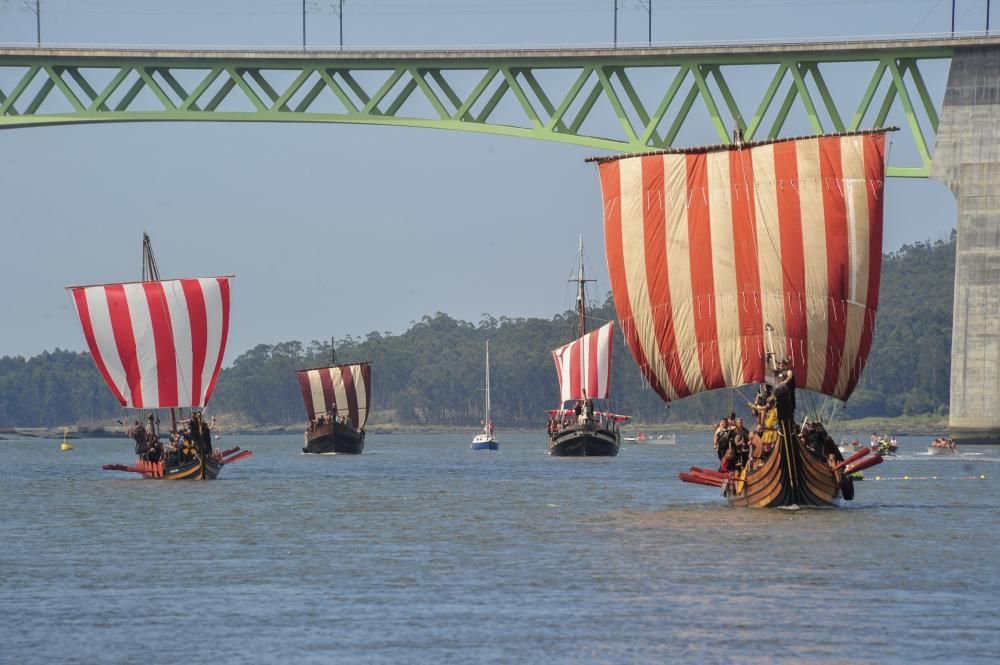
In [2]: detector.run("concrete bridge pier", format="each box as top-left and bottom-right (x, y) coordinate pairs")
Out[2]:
(932, 45), (1000, 444)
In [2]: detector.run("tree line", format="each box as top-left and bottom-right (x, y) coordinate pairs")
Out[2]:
(0, 233), (955, 428)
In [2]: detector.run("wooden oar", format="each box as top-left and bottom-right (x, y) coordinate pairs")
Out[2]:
(735, 466), (748, 494)
(835, 447), (871, 471)
(846, 454), (883, 474)
(221, 450), (252, 465)
(687, 469), (732, 485)
(689, 466), (733, 480)
(218, 446), (241, 458)
(679, 472), (725, 487)
(102, 464), (144, 474)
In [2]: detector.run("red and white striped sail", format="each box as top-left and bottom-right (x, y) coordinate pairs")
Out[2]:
(296, 362), (372, 429)
(596, 130), (887, 403)
(68, 277), (233, 409)
(552, 321), (615, 403)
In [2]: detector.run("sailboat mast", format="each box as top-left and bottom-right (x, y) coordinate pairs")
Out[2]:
(485, 339), (491, 431)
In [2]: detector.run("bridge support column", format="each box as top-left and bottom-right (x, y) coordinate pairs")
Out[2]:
(932, 45), (1000, 443)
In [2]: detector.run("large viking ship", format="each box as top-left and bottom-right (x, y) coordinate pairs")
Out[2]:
(591, 129), (891, 505)
(546, 239), (625, 457)
(297, 361), (371, 454)
(68, 234), (252, 480)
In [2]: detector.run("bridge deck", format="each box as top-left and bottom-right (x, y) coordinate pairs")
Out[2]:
(2, 35), (1000, 61)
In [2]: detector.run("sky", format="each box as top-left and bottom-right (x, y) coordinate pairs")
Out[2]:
(0, 0), (988, 360)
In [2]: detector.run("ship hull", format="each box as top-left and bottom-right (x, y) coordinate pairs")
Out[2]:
(548, 426), (620, 457)
(135, 454), (224, 481)
(303, 420), (366, 454)
(471, 437), (498, 450)
(726, 425), (843, 508)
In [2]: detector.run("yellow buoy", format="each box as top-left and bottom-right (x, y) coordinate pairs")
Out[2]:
(60, 427), (74, 451)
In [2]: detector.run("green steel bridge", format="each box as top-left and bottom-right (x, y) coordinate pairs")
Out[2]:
(3, 36), (998, 177)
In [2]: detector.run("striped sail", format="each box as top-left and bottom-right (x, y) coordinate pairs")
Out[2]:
(67, 277), (233, 409)
(595, 130), (887, 402)
(552, 321), (614, 403)
(296, 363), (372, 428)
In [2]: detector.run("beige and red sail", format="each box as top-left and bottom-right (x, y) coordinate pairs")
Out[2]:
(552, 321), (614, 403)
(296, 363), (372, 429)
(594, 130), (887, 402)
(67, 277), (232, 409)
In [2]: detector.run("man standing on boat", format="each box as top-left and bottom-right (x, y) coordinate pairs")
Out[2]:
(774, 358), (795, 422)
(773, 358), (797, 455)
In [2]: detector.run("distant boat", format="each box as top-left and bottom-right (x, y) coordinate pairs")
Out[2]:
(624, 432), (649, 443)
(69, 234), (252, 480)
(874, 437), (898, 456)
(471, 340), (498, 450)
(546, 238), (626, 457)
(60, 427), (74, 451)
(297, 359), (371, 455)
(928, 438), (957, 455)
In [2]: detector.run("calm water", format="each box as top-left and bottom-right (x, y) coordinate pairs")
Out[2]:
(2, 432), (998, 664)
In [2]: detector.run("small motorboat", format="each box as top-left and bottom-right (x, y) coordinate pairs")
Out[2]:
(874, 437), (898, 456)
(927, 438), (957, 455)
(624, 432), (649, 443)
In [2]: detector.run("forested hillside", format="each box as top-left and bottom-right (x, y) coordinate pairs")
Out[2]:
(0, 233), (956, 428)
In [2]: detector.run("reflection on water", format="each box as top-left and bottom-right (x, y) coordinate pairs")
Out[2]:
(1, 433), (998, 664)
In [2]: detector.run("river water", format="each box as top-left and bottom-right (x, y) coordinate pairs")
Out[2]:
(1, 432), (997, 664)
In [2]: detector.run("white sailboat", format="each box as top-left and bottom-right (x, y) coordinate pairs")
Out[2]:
(471, 340), (498, 450)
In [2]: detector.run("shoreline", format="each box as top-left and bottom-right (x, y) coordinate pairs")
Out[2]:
(1, 414), (951, 440)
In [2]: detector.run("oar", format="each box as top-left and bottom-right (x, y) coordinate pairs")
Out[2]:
(835, 447), (870, 471)
(689, 466), (733, 480)
(221, 450), (252, 465)
(846, 454), (883, 475)
(735, 466), (748, 494)
(102, 464), (145, 474)
(688, 468), (734, 485)
(218, 446), (241, 458)
(679, 472), (725, 488)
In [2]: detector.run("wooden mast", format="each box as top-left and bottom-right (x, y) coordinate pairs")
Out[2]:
(142, 233), (175, 435)
(572, 236), (595, 339)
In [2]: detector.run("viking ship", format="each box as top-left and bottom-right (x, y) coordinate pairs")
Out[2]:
(591, 129), (892, 505)
(68, 234), (252, 480)
(297, 360), (371, 454)
(546, 239), (625, 457)
(471, 340), (498, 450)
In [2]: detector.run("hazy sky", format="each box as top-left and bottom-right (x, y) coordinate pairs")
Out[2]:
(0, 0), (985, 360)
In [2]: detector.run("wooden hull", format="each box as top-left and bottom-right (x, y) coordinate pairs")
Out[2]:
(135, 454), (223, 481)
(726, 424), (843, 508)
(303, 420), (365, 454)
(549, 425), (620, 457)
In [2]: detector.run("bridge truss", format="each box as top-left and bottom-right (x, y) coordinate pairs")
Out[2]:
(0, 41), (964, 177)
